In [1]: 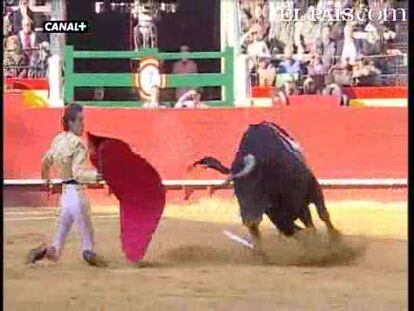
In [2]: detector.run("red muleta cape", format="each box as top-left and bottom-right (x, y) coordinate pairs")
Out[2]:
(87, 132), (166, 263)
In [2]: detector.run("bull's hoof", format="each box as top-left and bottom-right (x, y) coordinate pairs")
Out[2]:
(252, 247), (269, 264)
(329, 228), (341, 237)
(250, 240), (269, 263)
(292, 231), (310, 245)
(328, 228), (343, 244)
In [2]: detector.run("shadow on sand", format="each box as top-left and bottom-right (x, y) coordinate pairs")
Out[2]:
(142, 233), (368, 268)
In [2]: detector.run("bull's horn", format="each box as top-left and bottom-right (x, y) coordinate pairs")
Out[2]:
(231, 154), (256, 179)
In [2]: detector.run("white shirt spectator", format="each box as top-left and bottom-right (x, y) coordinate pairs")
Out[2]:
(18, 16), (37, 52)
(341, 23), (358, 64)
(175, 89), (208, 109)
(247, 40), (270, 60)
(241, 26), (270, 56)
(242, 28), (270, 71)
(341, 39), (358, 64)
(18, 30), (36, 49)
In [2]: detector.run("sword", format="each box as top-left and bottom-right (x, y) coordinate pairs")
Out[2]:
(223, 230), (254, 249)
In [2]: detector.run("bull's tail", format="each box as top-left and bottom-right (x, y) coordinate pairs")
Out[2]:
(310, 176), (340, 236)
(192, 156), (231, 175)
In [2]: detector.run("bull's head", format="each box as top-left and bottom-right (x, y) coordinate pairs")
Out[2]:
(190, 154), (257, 186)
(225, 154), (257, 184)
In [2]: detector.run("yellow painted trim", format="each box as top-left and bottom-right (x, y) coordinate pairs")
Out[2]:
(22, 90), (49, 108)
(349, 98), (407, 107)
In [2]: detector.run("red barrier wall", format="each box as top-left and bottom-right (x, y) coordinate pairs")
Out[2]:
(342, 86), (407, 99)
(6, 78), (49, 90)
(5, 92), (407, 182)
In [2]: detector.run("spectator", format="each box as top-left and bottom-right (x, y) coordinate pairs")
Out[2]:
(32, 12), (50, 44)
(278, 48), (302, 75)
(131, 5), (141, 50)
(268, 36), (285, 55)
(257, 55), (276, 87)
(330, 20), (346, 43)
(277, 81), (300, 105)
(353, 56), (382, 86)
(239, 0), (253, 34)
(133, 5), (158, 48)
(315, 25), (337, 70)
(242, 24), (270, 71)
(18, 18), (38, 58)
(261, 0), (269, 20)
(368, 0), (389, 25)
(383, 26), (397, 43)
(93, 87), (105, 101)
(251, 2), (270, 42)
(302, 77), (317, 95)
(12, 0), (34, 34)
(294, 6), (320, 53)
(269, 19), (296, 54)
(353, 2), (369, 31)
(325, 59), (354, 87)
(4, 34), (29, 78)
(172, 45), (198, 100)
(28, 41), (50, 78)
(175, 88), (208, 109)
(352, 56), (365, 78)
(340, 22), (359, 65)
(306, 55), (327, 94)
(359, 22), (389, 71)
(360, 22), (383, 56)
(323, 83), (349, 106)
(4, 8), (13, 38)
(307, 55), (327, 76)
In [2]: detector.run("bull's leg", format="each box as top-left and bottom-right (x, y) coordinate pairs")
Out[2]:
(265, 207), (296, 237)
(278, 220), (297, 237)
(314, 200), (340, 237)
(298, 206), (317, 234)
(311, 182), (341, 238)
(243, 220), (269, 262)
(243, 220), (262, 249)
(293, 223), (304, 232)
(266, 198), (297, 237)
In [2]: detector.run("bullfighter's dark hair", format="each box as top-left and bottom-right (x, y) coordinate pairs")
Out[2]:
(62, 103), (83, 131)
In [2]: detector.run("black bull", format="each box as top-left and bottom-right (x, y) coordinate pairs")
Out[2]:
(192, 121), (339, 244)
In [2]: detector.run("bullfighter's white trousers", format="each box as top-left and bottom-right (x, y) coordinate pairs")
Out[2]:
(53, 185), (94, 255)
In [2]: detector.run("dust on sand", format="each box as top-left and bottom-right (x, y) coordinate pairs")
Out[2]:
(4, 199), (407, 310)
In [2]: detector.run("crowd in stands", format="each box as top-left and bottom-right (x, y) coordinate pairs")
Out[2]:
(238, 0), (406, 103)
(4, 0), (406, 109)
(3, 0), (50, 79)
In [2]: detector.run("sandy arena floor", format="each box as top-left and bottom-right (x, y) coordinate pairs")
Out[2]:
(4, 198), (407, 311)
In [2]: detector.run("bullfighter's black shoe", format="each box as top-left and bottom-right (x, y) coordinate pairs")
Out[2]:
(27, 244), (47, 264)
(82, 250), (108, 267)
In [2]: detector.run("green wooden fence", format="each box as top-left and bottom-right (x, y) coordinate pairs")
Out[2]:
(64, 46), (234, 107)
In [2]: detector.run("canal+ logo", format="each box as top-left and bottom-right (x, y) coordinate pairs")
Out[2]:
(43, 20), (89, 34)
